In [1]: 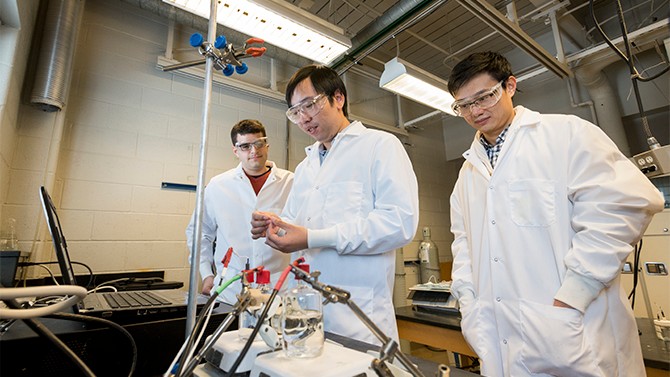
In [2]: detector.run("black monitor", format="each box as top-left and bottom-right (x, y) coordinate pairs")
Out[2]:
(39, 186), (77, 286)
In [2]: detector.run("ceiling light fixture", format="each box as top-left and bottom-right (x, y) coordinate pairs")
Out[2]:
(163, 0), (352, 65)
(379, 57), (456, 116)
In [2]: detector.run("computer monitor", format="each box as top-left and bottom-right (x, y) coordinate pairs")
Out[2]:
(39, 186), (77, 286)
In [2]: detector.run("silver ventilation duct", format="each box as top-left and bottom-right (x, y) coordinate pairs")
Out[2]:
(30, 0), (85, 112)
(331, 0), (448, 74)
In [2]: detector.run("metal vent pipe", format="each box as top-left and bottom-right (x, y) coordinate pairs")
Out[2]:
(30, 0), (85, 112)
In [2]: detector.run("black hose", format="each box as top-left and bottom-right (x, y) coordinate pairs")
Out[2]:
(3, 299), (96, 377)
(47, 312), (137, 377)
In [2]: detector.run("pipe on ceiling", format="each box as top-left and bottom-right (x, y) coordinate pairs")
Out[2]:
(30, 0), (85, 112)
(118, 0), (312, 69)
(575, 63), (631, 155)
(330, 0), (448, 75)
(572, 21), (668, 156)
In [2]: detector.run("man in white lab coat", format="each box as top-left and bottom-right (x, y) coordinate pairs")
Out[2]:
(186, 119), (293, 305)
(250, 65), (419, 344)
(447, 51), (665, 376)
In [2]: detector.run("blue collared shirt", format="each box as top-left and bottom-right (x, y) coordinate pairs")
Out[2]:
(479, 126), (510, 169)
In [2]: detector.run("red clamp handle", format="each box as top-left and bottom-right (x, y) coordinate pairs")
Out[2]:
(246, 47), (267, 57)
(246, 38), (264, 45)
(222, 247), (234, 268)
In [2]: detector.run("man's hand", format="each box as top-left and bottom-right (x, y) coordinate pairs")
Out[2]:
(202, 276), (214, 295)
(251, 211), (278, 239)
(264, 216), (308, 253)
(553, 299), (574, 309)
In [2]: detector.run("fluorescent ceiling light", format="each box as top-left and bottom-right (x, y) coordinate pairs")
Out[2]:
(163, 0), (352, 65)
(379, 57), (456, 116)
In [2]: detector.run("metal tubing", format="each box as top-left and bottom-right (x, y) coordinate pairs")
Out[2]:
(549, 11), (565, 63)
(180, 293), (252, 377)
(162, 58), (207, 71)
(345, 300), (426, 377)
(186, 0), (218, 336)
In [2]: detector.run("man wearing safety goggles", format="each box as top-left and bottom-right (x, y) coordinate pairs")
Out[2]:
(447, 52), (664, 376)
(186, 119), (294, 305)
(250, 65), (419, 345)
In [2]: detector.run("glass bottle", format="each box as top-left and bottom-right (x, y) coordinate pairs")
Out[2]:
(418, 226), (440, 283)
(281, 264), (324, 358)
(0, 218), (18, 251)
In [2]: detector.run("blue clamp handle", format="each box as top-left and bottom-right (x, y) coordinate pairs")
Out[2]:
(222, 64), (235, 76)
(189, 33), (204, 47)
(235, 63), (248, 75)
(214, 35), (227, 49)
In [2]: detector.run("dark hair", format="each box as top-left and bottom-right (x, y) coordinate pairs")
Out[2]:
(230, 119), (266, 145)
(285, 65), (348, 117)
(447, 52), (513, 95)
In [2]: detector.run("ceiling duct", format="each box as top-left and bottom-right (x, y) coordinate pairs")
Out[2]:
(30, 0), (85, 112)
(330, 0), (448, 74)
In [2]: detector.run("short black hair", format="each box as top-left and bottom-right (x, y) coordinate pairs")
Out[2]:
(447, 51), (513, 95)
(285, 65), (348, 118)
(230, 119), (266, 145)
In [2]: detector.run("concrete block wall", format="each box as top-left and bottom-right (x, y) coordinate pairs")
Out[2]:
(2, 0), (454, 294)
(0, 0), (39, 230)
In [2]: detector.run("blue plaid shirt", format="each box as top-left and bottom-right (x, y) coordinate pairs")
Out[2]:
(479, 127), (510, 169)
(319, 145), (328, 165)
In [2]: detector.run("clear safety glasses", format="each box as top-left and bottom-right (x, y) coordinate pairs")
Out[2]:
(235, 137), (268, 152)
(285, 94), (327, 124)
(451, 80), (505, 117)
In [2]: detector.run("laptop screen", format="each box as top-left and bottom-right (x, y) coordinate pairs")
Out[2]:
(39, 186), (78, 286)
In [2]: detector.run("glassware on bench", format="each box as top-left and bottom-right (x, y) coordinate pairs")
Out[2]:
(281, 264), (324, 358)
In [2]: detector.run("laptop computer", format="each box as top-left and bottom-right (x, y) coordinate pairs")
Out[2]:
(39, 186), (203, 324)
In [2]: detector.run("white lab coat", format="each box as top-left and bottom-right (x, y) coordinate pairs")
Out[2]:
(186, 161), (294, 305)
(450, 106), (664, 376)
(282, 121), (419, 345)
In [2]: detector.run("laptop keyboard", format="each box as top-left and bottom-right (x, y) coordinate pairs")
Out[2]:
(102, 291), (172, 309)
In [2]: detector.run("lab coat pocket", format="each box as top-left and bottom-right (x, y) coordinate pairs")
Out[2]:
(519, 300), (603, 377)
(508, 179), (556, 227)
(459, 300), (489, 360)
(323, 182), (364, 225)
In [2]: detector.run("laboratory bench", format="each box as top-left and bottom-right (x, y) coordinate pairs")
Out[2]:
(637, 317), (670, 371)
(395, 305), (475, 357)
(325, 332), (478, 377)
(1, 302), (476, 376)
(396, 305), (670, 372)
(0, 303), (236, 376)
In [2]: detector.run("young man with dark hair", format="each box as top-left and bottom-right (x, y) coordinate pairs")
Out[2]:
(186, 119), (293, 305)
(447, 51), (664, 376)
(251, 65), (419, 344)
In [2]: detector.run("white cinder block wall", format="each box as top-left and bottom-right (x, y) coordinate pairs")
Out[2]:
(0, 1), (39, 235)
(1, 0), (454, 294)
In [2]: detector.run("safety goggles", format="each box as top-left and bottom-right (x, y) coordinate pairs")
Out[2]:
(285, 94), (327, 124)
(451, 80), (505, 117)
(235, 137), (268, 152)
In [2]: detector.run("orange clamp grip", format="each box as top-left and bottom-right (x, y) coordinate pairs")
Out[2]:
(246, 47), (267, 57)
(246, 38), (264, 45)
